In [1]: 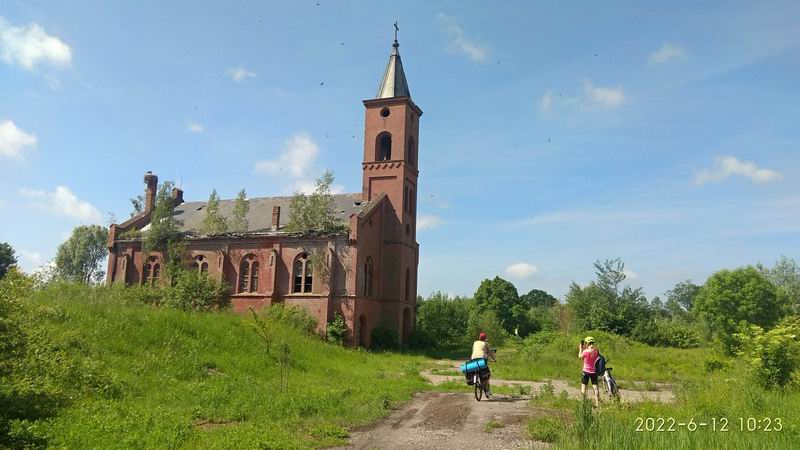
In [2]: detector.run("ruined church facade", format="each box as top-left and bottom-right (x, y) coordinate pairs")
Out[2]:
(106, 37), (421, 348)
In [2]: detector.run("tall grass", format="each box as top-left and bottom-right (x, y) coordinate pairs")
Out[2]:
(10, 283), (429, 448)
(496, 330), (716, 383)
(530, 376), (800, 449)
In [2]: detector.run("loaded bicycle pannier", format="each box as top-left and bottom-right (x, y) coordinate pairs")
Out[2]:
(594, 353), (606, 375)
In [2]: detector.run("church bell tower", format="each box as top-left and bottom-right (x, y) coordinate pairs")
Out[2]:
(362, 28), (423, 242)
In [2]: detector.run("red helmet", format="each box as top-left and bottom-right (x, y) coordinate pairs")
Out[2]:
(479, 332), (487, 341)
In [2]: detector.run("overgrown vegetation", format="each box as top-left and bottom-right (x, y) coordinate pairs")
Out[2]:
(286, 170), (347, 234)
(54, 225), (108, 283)
(142, 181), (185, 282)
(229, 189), (250, 233)
(200, 189), (228, 235)
(0, 280), (429, 448)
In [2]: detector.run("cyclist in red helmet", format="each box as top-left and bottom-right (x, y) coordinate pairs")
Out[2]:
(471, 332), (497, 397)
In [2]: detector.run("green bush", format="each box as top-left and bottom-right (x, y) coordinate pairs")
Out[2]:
(326, 313), (347, 345)
(631, 319), (701, 349)
(415, 292), (472, 347)
(735, 324), (799, 389)
(371, 327), (399, 351)
(163, 270), (229, 311)
(263, 304), (318, 336)
(467, 309), (508, 347)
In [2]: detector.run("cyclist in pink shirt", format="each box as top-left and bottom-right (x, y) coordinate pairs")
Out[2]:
(578, 336), (600, 407)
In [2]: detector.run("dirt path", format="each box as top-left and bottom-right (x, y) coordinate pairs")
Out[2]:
(339, 392), (549, 450)
(337, 361), (676, 449)
(421, 361), (676, 404)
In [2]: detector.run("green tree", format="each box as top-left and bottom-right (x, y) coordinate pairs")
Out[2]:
(230, 189), (250, 233)
(0, 242), (17, 279)
(54, 225), (108, 283)
(200, 189), (228, 235)
(758, 256), (800, 314)
(473, 276), (522, 334)
(520, 288), (558, 308)
(129, 194), (144, 217)
(415, 292), (472, 347)
(694, 267), (783, 353)
(286, 170), (345, 234)
(565, 258), (649, 337)
(143, 181), (184, 281)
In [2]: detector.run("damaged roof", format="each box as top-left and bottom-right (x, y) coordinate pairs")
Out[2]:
(169, 193), (367, 235)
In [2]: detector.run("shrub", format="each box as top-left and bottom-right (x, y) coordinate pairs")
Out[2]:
(264, 304), (318, 336)
(527, 416), (562, 443)
(371, 327), (398, 351)
(704, 357), (727, 373)
(162, 270), (228, 311)
(735, 324), (799, 389)
(415, 292), (472, 348)
(467, 309), (508, 347)
(326, 313), (347, 345)
(631, 319), (701, 349)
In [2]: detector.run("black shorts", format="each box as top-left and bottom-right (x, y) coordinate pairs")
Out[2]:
(581, 371), (598, 385)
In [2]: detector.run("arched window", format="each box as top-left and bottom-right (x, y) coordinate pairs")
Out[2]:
(251, 262), (259, 292)
(376, 133), (392, 161)
(358, 315), (367, 347)
(403, 186), (408, 213)
(151, 264), (161, 285)
(407, 136), (416, 167)
(292, 253), (313, 293)
(410, 188), (415, 214)
(143, 256), (160, 286)
(363, 257), (373, 297)
(405, 267), (410, 301)
(193, 255), (209, 275)
(238, 254), (259, 293)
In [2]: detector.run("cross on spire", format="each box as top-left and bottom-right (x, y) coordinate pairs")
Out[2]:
(393, 21), (399, 48)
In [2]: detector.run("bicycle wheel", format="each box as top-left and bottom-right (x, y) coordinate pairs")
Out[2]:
(610, 378), (620, 401)
(475, 382), (483, 401)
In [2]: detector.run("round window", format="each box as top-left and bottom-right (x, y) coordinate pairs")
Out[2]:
(380, 107), (390, 117)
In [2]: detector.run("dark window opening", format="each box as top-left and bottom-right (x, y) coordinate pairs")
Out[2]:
(377, 134), (392, 161)
(380, 107), (390, 117)
(293, 253), (313, 293)
(407, 136), (416, 167)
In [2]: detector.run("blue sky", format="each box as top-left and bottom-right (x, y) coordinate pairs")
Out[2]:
(1, 1), (798, 299)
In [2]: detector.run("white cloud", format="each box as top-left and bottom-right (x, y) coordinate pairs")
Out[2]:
(187, 122), (204, 133)
(255, 133), (319, 178)
(227, 66), (256, 82)
(18, 249), (44, 269)
(505, 262), (539, 279)
(623, 270), (639, 281)
(20, 185), (103, 223)
(417, 213), (444, 231)
(583, 79), (625, 109)
(648, 43), (686, 65)
(0, 120), (37, 159)
(0, 17), (72, 70)
(695, 156), (783, 186)
(289, 179), (345, 195)
(439, 14), (488, 63)
(539, 79), (625, 114)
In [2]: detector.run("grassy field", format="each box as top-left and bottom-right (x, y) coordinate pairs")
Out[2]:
(494, 330), (715, 384)
(7, 284), (429, 448)
(5, 283), (799, 449)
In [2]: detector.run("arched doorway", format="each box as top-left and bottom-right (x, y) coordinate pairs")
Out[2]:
(402, 308), (411, 346)
(358, 315), (367, 348)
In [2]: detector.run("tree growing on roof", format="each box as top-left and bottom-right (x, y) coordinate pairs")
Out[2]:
(286, 170), (346, 234)
(230, 189), (250, 233)
(129, 194), (144, 218)
(200, 189), (228, 235)
(143, 181), (185, 282)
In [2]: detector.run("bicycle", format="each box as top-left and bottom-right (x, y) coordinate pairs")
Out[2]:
(473, 370), (490, 401)
(602, 364), (620, 401)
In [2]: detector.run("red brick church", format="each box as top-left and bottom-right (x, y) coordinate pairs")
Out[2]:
(106, 36), (421, 348)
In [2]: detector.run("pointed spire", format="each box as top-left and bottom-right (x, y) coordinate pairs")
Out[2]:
(376, 22), (410, 99)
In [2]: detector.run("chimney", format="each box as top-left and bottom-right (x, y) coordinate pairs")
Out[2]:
(271, 205), (281, 231)
(143, 171), (158, 214)
(171, 187), (184, 206)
